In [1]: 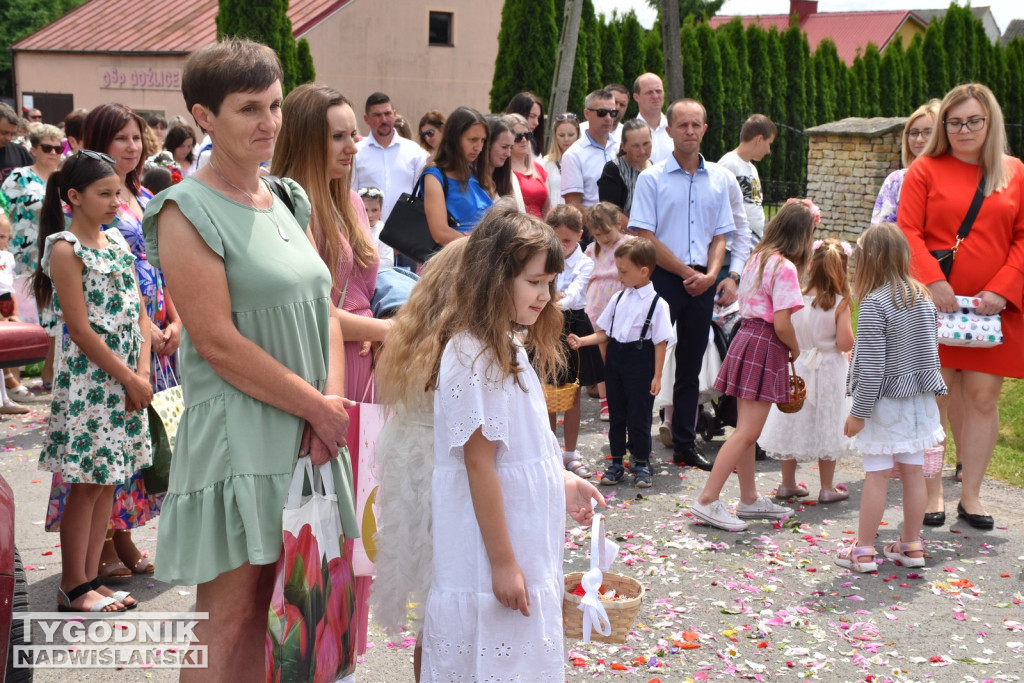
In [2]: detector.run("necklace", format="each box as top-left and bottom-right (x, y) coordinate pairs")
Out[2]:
(209, 159), (289, 242)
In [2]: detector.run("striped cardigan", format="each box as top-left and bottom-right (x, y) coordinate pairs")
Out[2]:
(847, 282), (947, 419)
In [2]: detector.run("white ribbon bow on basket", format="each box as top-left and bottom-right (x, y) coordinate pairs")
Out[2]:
(578, 499), (620, 643)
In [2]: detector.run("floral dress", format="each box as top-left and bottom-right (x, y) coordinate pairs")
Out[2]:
(1, 166), (56, 331)
(37, 230), (151, 485)
(45, 193), (168, 532)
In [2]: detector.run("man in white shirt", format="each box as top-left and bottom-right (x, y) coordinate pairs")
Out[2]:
(561, 89), (620, 213)
(632, 73), (673, 164)
(630, 98), (735, 471)
(353, 92), (429, 224)
(580, 83), (628, 143)
(717, 114), (775, 304)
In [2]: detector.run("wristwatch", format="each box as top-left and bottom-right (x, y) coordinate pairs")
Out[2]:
(728, 272), (740, 285)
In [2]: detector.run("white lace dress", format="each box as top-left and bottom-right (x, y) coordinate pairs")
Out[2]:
(421, 331), (566, 682)
(759, 294), (855, 461)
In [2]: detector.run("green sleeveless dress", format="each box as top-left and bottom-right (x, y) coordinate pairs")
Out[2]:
(142, 176), (358, 585)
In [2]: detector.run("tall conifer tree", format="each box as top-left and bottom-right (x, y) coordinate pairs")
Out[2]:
(490, 0), (559, 111)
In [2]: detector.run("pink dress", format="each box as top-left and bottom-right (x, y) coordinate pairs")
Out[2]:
(584, 233), (632, 324)
(323, 191), (378, 656)
(330, 192), (378, 402)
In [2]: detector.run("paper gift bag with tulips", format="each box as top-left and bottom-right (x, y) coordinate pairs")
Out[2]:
(267, 458), (356, 683)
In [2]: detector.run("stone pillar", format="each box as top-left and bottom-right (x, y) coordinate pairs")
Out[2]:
(805, 117), (906, 241)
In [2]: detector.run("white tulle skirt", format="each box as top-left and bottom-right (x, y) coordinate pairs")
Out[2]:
(369, 407), (435, 638)
(759, 349), (855, 461)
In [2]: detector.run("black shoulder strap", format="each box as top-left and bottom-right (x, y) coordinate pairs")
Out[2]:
(957, 175), (987, 242)
(262, 175), (295, 216)
(608, 290), (627, 339)
(639, 294), (661, 342)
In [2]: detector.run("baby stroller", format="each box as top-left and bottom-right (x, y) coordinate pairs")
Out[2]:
(653, 301), (734, 445)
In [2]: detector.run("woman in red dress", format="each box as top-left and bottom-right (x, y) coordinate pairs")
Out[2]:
(898, 83), (1024, 530)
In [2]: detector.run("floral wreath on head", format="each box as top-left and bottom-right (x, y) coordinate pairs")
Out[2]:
(784, 197), (822, 226)
(813, 238), (853, 256)
(144, 152), (184, 185)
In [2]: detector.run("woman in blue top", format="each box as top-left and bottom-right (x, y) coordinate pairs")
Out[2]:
(423, 107), (494, 242)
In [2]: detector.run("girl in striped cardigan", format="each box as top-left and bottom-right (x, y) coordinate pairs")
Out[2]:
(838, 222), (947, 573)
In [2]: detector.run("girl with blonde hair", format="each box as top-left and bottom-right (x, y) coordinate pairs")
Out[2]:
(838, 222), (946, 572)
(871, 99), (940, 225)
(372, 238), (467, 681)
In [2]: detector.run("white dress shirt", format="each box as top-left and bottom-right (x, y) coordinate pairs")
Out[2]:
(560, 132), (619, 206)
(596, 282), (676, 345)
(629, 154), (735, 268)
(707, 161), (752, 276)
(353, 134), (429, 222)
(636, 112), (673, 164)
(557, 245), (594, 311)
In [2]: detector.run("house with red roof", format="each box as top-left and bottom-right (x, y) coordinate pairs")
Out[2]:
(12, 0), (500, 129)
(708, 0), (929, 65)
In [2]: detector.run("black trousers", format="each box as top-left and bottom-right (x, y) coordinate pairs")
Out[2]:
(605, 338), (654, 469)
(650, 266), (716, 448)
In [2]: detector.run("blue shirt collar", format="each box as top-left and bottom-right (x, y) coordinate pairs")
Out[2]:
(665, 152), (707, 175)
(584, 131), (614, 151)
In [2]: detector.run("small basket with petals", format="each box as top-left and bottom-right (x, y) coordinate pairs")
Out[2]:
(776, 360), (806, 414)
(562, 572), (644, 644)
(543, 350), (579, 413)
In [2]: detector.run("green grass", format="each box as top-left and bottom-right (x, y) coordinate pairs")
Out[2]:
(990, 378), (1024, 485)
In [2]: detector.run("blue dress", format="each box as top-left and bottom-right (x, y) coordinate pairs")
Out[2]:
(423, 166), (493, 233)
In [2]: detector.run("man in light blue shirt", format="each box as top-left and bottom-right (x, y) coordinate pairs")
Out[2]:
(630, 98), (735, 470)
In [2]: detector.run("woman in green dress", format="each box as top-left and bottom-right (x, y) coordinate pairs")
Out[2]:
(142, 39), (357, 681)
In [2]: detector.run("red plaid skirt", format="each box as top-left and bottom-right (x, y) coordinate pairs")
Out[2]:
(713, 317), (790, 403)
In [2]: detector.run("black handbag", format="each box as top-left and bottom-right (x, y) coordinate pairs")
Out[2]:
(930, 175), (985, 279)
(378, 168), (459, 264)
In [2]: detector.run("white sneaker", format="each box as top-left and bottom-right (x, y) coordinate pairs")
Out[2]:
(736, 496), (792, 520)
(690, 499), (748, 531)
(0, 400), (30, 415)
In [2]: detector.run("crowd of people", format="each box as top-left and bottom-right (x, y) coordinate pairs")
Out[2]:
(1, 34), (1022, 681)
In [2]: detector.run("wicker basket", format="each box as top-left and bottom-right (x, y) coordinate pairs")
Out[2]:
(562, 572), (644, 644)
(776, 360), (807, 414)
(892, 445), (944, 480)
(543, 350), (580, 413)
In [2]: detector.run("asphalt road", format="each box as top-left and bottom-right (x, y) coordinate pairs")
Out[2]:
(4, 381), (1022, 682)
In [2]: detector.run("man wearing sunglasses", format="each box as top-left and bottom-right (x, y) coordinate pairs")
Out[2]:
(561, 89), (620, 213)
(633, 73), (673, 165)
(580, 83), (629, 144)
(630, 98), (737, 472)
(0, 104), (31, 184)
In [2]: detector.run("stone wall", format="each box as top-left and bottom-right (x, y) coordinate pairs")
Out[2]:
(805, 117), (906, 241)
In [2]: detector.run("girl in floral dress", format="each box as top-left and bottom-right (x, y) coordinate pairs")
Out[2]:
(34, 150), (152, 612)
(45, 104), (177, 578)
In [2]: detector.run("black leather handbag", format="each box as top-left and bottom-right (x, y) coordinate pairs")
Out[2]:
(379, 169), (459, 264)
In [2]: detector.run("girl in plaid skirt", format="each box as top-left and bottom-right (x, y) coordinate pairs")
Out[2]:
(690, 200), (818, 531)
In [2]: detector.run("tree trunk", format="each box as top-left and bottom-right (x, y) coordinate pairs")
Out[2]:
(550, 0), (584, 149)
(661, 0), (684, 101)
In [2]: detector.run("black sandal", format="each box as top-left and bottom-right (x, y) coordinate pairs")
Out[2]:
(955, 462), (963, 483)
(57, 581), (126, 613)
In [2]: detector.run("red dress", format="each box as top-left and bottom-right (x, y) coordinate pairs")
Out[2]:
(514, 161), (549, 217)
(898, 154), (1024, 378)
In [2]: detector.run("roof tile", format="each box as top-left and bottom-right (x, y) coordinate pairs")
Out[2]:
(13, 0), (349, 54)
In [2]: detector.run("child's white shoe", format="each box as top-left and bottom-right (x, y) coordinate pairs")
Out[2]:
(883, 538), (926, 568)
(835, 541), (878, 573)
(736, 495), (791, 520)
(690, 499), (748, 531)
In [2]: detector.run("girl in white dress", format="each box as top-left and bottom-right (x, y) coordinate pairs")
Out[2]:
(759, 238), (856, 503)
(420, 202), (604, 682)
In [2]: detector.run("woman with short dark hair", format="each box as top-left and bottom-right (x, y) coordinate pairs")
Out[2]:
(142, 38), (355, 680)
